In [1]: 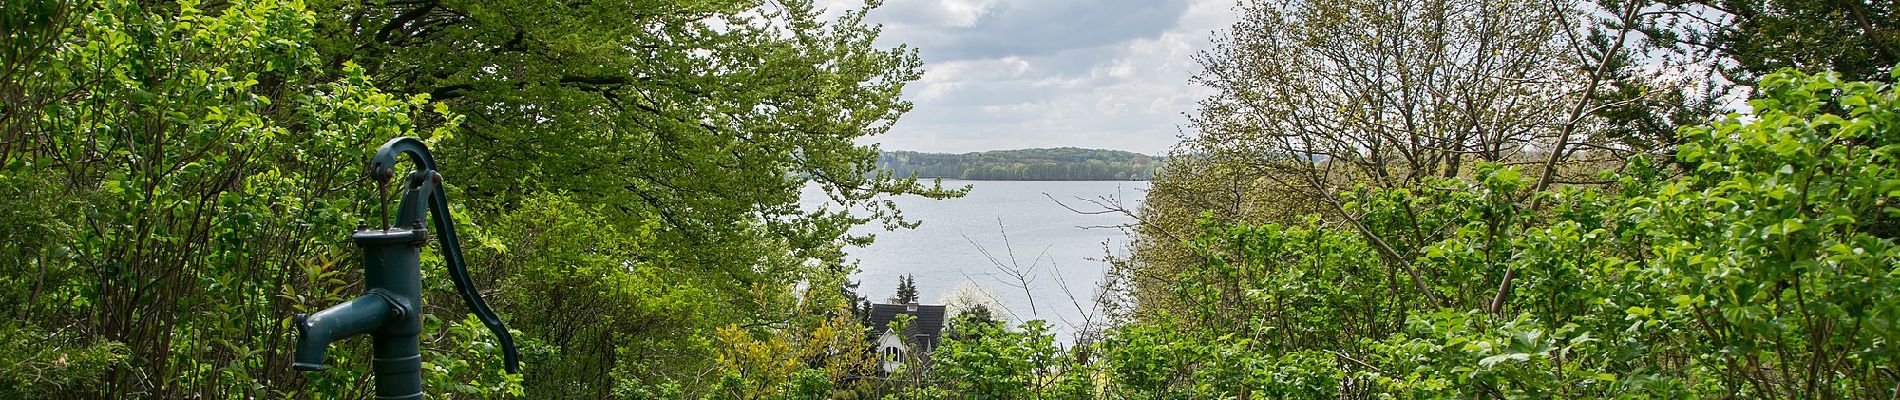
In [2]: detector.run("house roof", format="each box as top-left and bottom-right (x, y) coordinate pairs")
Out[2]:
(868, 303), (946, 340)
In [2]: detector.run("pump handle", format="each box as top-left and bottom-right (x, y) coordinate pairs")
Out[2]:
(370, 137), (522, 374)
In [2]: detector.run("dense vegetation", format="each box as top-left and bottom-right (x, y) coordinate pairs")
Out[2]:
(2, 0), (1897, 398)
(1090, 0), (1900, 397)
(877, 148), (1162, 181)
(1102, 71), (1900, 397)
(0, 0), (953, 398)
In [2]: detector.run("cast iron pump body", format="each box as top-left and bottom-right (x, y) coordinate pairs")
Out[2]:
(293, 137), (520, 400)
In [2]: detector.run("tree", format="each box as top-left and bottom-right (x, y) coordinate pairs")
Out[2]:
(924, 321), (1081, 399)
(1630, 0), (1900, 85)
(875, 148), (1165, 181)
(1095, 69), (1900, 397)
(0, 0), (504, 397)
(1190, 0), (1581, 186)
(894, 274), (919, 304)
(1126, 0), (1601, 319)
(0, 0), (963, 397)
(301, 0), (961, 394)
(1123, 0), (1900, 383)
(958, 305), (995, 327)
(842, 279), (873, 326)
(1564, 0), (1900, 158)
(937, 281), (1004, 324)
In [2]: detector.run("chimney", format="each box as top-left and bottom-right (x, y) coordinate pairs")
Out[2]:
(905, 302), (919, 312)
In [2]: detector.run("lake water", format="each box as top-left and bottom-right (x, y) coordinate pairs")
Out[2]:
(800, 180), (1148, 342)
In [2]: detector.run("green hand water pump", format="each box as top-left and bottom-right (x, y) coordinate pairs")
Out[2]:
(292, 137), (520, 399)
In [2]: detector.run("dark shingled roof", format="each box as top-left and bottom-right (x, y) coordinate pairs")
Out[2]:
(868, 303), (946, 350)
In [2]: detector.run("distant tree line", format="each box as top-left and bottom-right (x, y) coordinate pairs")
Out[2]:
(878, 148), (1164, 181)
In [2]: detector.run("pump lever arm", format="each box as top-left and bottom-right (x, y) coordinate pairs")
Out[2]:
(372, 137), (522, 374)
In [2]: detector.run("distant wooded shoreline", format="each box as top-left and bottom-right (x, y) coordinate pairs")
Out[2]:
(878, 148), (1164, 181)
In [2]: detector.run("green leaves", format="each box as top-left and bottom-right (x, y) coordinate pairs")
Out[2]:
(927, 319), (1072, 399)
(0, 0), (494, 397)
(8, 0), (1900, 397)
(1476, 352), (1530, 368)
(1099, 69), (1900, 398)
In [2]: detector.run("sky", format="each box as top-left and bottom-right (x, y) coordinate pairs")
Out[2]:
(816, 0), (1239, 155)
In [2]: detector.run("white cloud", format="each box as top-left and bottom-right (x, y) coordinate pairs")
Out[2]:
(935, 0), (1003, 27)
(852, 0), (1237, 154)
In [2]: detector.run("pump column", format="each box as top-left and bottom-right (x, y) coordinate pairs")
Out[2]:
(354, 228), (428, 400)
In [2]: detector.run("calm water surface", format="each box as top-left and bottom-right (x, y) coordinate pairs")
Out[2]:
(800, 180), (1148, 342)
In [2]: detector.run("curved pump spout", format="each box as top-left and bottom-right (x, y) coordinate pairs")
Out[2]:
(291, 228), (429, 399)
(292, 291), (408, 371)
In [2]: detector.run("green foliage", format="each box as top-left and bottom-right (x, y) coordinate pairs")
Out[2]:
(7, 0), (1899, 397)
(0, 326), (129, 399)
(894, 274), (918, 304)
(929, 320), (1062, 398)
(0, 0), (942, 398)
(462, 193), (691, 397)
(1102, 69), (1900, 397)
(0, 0), (459, 397)
(297, 1), (966, 391)
(1657, 0), (1900, 84)
(952, 305), (996, 329)
(885, 318), (1093, 400)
